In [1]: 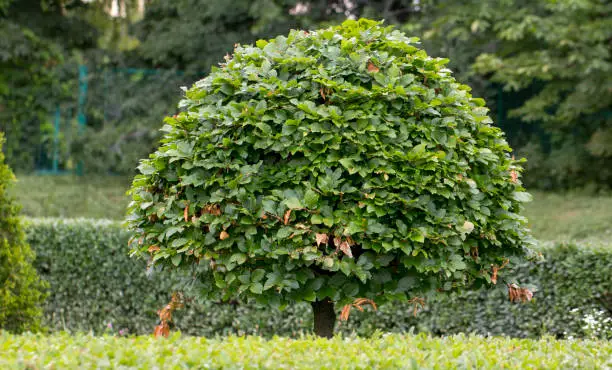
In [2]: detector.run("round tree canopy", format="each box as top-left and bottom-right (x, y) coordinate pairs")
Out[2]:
(127, 19), (536, 309)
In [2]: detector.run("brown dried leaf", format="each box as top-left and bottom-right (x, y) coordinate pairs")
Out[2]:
(184, 203), (189, 222)
(219, 231), (230, 240)
(407, 297), (426, 317)
(339, 241), (353, 258)
(367, 61), (380, 73)
(202, 204), (222, 216)
(354, 298), (377, 311)
(319, 87), (326, 101)
(315, 233), (329, 247)
(153, 293), (184, 338)
(339, 298), (377, 322)
(153, 324), (169, 338)
(340, 304), (351, 321)
(507, 283), (534, 303)
(148, 245), (160, 253)
(470, 246), (479, 261)
(333, 236), (342, 247)
(284, 209), (291, 225)
(491, 265), (499, 285)
(491, 259), (509, 285)
(510, 169), (518, 183)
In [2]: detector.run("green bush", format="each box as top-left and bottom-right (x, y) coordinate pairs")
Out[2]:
(2, 332), (612, 369)
(26, 218), (611, 338)
(0, 133), (47, 332)
(127, 18), (536, 337)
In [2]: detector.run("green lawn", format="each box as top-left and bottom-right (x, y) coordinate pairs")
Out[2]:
(1, 333), (610, 369)
(11, 174), (612, 242)
(12, 175), (130, 220)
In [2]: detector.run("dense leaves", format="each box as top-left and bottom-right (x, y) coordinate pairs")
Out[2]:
(26, 219), (611, 338)
(0, 133), (47, 333)
(0, 1), (64, 171)
(425, 0), (612, 188)
(128, 20), (536, 313)
(2, 333), (612, 369)
(0, 0), (100, 171)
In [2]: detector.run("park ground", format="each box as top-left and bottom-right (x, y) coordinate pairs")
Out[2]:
(6, 174), (612, 369)
(12, 174), (612, 243)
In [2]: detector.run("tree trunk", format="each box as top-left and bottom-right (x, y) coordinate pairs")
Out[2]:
(311, 299), (335, 338)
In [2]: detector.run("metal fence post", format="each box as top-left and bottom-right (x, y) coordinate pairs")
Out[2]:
(52, 105), (61, 174)
(76, 64), (88, 175)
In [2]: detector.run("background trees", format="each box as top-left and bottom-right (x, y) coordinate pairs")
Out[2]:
(1, 0), (610, 189)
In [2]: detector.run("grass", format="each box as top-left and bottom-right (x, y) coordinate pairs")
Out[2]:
(11, 174), (612, 242)
(11, 174), (130, 220)
(1, 332), (610, 369)
(523, 191), (612, 244)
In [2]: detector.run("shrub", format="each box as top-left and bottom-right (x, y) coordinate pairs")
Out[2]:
(2, 333), (612, 368)
(0, 133), (47, 332)
(26, 219), (611, 338)
(127, 19), (536, 337)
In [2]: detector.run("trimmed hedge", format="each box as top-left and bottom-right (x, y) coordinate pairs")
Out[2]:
(2, 333), (611, 369)
(26, 218), (612, 338)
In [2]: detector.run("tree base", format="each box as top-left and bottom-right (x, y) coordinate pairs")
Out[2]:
(311, 299), (335, 338)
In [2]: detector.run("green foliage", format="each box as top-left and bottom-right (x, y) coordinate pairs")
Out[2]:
(27, 219), (168, 334)
(0, 134), (47, 333)
(0, 5), (63, 170)
(75, 69), (201, 175)
(26, 219), (611, 338)
(128, 19), (536, 313)
(426, 0), (612, 188)
(0, 0), (100, 171)
(134, 0), (349, 72)
(2, 332), (612, 368)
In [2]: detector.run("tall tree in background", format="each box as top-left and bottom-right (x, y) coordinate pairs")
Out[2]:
(133, 0), (433, 72)
(0, 0), (100, 171)
(0, 0), (62, 171)
(425, 0), (612, 188)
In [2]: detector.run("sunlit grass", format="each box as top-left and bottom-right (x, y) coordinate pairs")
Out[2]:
(12, 174), (130, 220)
(11, 175), (612, 243)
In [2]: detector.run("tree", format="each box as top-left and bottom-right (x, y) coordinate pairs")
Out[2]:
(425, 0), (612, 188)
(128, 19), (537, 337)
(0, 0), (101, 171)
(0, 0), (64, 171)
(0, 132), (48, 332)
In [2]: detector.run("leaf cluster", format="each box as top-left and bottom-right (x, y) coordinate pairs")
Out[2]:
(127, 19), (536, 308)
(0, 133), (48, 333)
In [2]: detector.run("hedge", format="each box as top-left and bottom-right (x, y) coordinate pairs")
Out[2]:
(3, 333), (612, 369)
(26, 218), (612, 338)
